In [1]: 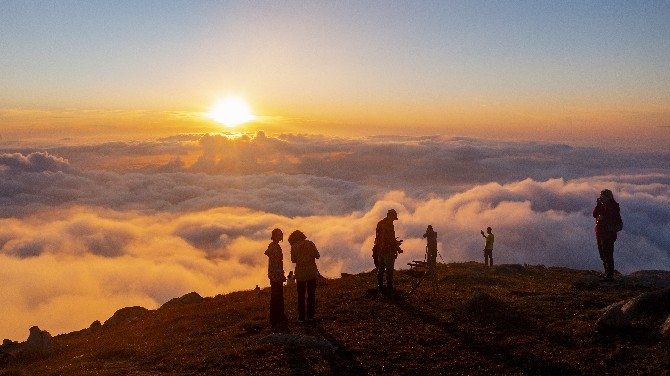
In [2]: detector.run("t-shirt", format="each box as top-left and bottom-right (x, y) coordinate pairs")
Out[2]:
(264, 242), (285, 283)
(484, 233), (494, 250)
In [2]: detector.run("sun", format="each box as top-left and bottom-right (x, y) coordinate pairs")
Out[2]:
(208, 97), (256, 128)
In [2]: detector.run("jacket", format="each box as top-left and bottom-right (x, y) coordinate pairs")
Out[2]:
(290, 239), (320, 281)
(593, 199), (621, 241)
(375, 217), (399, 257)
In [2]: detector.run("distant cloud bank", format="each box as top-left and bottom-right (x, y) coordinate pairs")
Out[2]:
(1, 132), (668, 340)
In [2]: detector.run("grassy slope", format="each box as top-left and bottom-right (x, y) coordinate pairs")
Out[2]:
(3, 262), (670, 376)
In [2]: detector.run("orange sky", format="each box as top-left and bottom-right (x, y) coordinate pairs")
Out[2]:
(1, 2), (668, 151)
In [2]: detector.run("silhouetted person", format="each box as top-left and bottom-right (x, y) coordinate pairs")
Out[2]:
(593, 189), (622, 281)
(264, 228), (287, 329)
(481, 227), (494, 267)
(375, 209), (403, 294)
(254, 285), (261, 297)
(288, 230), (320, 322)
(423, 225), (439, 293)
(286, 270), (295, 285)
(423, 225), (438, 267)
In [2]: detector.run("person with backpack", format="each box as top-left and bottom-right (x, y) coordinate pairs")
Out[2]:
(374, 209), (403, 294)
(288, 230), (320, 323)
(593, 189), (622, 281)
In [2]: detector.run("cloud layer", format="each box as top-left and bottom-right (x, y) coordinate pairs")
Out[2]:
(1, 132), (668, 340)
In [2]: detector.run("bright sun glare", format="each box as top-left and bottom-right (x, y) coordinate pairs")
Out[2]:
(208, 97), (256, 128)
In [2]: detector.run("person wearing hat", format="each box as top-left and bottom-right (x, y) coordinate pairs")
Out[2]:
(593, 189), (622, 281)
(374, 209), (403, 294)
(480, 227), (494, 267)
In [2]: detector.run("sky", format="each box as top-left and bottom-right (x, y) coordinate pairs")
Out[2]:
(1, 1), (669, 147)
(0, 1), (669, 341)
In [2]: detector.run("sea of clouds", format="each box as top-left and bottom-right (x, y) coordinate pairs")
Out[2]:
(1, 131), (669, 340)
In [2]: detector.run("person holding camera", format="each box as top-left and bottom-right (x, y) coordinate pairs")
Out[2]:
(374, 209), (403, 294)
(593, 189), (622, 281)
(288, 230), (320, 323)
(481, 227), (494, 267)
(423, 225), (438, 267)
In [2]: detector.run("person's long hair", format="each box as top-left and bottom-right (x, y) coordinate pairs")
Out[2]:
(288, 230), (307, 245)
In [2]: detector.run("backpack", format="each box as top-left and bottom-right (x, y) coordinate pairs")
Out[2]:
(607, 212), (623, 232)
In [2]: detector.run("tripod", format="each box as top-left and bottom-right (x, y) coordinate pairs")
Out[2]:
(407, 245), (440, 296)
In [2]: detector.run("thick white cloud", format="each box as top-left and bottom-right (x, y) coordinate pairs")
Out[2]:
(0, 132), (668, 340)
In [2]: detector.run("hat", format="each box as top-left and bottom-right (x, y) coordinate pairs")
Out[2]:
(387, 209), (398, 220)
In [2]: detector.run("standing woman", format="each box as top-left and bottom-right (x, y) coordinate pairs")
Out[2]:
(593, 189), (622, 281)
(265, 228), (287, 329)
(288, 230), (320, 322)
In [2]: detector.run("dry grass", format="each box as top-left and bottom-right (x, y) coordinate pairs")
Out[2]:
(2, 262), (669, 375)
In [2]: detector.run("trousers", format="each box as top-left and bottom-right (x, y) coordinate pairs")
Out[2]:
(377, 253), (396, 290)
(296, 279), (317, 320)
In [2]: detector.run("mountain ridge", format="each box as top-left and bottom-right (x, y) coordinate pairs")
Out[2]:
(2, 262), (670, 375)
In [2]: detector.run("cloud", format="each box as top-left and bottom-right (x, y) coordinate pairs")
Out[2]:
(0, 133), (668, 340)
(0, 151), (71, 174)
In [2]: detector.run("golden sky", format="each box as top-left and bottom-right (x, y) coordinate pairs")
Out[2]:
(0, 2), (668, 150)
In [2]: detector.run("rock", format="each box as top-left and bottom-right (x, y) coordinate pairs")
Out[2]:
(595, 305), (629, 330)
(104, 306), (149, 327)
(573, 275), (600, 291)
(160, 292), (203, 310)
(661, 315), (670, 336)
(596, 287), (670, 333)
(621, 287), (670, 320)
(89, 320), (102, 332)
(493, 264), (528, 274)
(626, 270), (670, 288)
(24, 326), (53, 354)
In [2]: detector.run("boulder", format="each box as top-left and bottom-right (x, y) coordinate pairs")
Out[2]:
(621, 287), (670, 320)
(626, 270), (670, 288)
(492, 264), (528, 274)
(24, 326), (53, 354)
(595, 305), (629, 330)
(159, 291), (203, 310)
(661, 315), (670, 336)
(89, 320), (102, 332)
(104, 306), (149, 327)
(595, 287), (670, 333)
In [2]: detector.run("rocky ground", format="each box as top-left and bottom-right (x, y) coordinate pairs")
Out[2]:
(2, 262), (670, 375)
